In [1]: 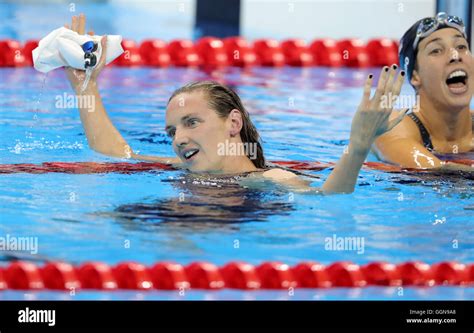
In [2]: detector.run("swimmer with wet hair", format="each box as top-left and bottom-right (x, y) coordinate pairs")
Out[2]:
(65, 14), (408, 194)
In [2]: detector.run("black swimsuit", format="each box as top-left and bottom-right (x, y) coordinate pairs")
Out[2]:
(407, 111), (434, 151)
(407, 111), (474, 160)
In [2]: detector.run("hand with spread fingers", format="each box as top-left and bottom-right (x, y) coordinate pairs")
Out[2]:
(64, 13), (108, 92)
(349, 65), (409, 152)
(321, 64), (409, 193)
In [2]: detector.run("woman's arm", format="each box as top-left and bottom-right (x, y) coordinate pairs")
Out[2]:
(263, 67), (473, 192)
(322, 65), (407, 194)
(73, 80), (180, 164)
(73, 81), (132, 158)
(65, 14), (179, 165)
(262, 66), (408, 194)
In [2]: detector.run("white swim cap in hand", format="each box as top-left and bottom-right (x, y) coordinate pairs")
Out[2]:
(32, 27), (124, 73)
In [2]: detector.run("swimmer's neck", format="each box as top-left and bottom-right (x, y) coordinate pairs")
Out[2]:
(202, 156), (259, 175)
(221, 155), (259, 174)
(416, 93), (472, 142)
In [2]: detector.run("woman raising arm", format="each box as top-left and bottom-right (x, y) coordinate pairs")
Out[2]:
(64, 14), (407, 194)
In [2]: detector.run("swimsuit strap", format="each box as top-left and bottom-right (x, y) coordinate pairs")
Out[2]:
(264, 162), (321, 179)
(407, 111), (434, 151)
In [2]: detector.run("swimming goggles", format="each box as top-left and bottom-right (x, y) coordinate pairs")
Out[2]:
(412, 12), (466, 50)
(81, 41), (98, 68)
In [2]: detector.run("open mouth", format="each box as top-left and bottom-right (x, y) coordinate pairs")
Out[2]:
(445, 69), (468, 94)
(182, 149), (199, 161)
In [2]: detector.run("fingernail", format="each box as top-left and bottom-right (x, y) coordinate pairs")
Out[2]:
(401, 71), (406, 76)
(368, 74), (373, 79)
(392, 64), (397, 70)
(384, 67), (389, 72)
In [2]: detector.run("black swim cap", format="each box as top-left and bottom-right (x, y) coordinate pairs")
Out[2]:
(399, 19), (422, 82)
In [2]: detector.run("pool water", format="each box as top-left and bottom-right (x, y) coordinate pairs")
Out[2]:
(1, 65), (473, 300)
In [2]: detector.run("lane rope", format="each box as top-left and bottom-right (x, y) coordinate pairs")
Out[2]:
(1, 37), (399, 68)
(0, 260), (472, 290)
(1, 160), (473, 174)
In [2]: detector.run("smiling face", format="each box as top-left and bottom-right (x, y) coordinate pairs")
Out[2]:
(412, 28), (473, 110)
(165, 91), (233, 173)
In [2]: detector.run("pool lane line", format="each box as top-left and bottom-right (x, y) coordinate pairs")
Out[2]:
(0, 261), (472, 290)
(1, 159), (473, 174)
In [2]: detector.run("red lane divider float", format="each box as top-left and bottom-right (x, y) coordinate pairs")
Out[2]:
(310, 39), (343, 67)
(0, 161), (175, 174)
(0, 161), (382, 174)
(0, 261), (472, 291)
(0, 37), (400, 68)
(223, 37), (258, 67)
(139, 39), (170, 67)
(0, 159), (473, 175)
(336, 38), (370, 68)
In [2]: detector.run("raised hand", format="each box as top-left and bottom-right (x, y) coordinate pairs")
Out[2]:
(64, 13), (108, 92)
(349, 65), (409, 151)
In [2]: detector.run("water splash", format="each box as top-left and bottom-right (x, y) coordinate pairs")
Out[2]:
(32, 73), (49, 128)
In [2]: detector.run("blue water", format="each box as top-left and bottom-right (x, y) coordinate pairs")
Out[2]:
(1, 66), (473, 300)
(1, 2), (473, 300)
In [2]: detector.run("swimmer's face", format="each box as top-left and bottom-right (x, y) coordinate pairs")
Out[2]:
(412, 28), (473, 109)
(165, 91), (232, 173)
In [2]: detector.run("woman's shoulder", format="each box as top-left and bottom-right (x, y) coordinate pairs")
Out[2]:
(379, 109), (422, 141)
(262, 168), (299, 180)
